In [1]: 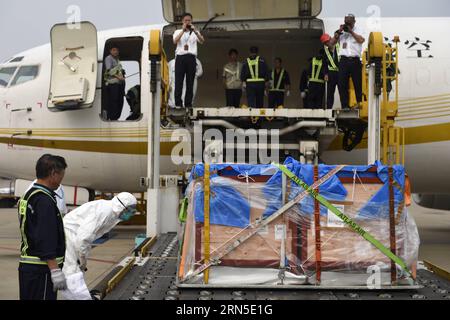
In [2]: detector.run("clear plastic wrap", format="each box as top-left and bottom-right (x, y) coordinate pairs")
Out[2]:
(178, 158), (420, 287)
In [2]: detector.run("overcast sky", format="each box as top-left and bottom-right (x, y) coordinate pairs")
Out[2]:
(1, 0), (449, 62)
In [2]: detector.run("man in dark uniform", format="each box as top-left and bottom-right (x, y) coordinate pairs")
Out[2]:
(306, 50), (328, 109)
(18, 154), (68, 300)
(268, 57), (291, 108)
(321, 33), (340, 109)
(299, 67), (309, 108)
(240, 46), (270, 108)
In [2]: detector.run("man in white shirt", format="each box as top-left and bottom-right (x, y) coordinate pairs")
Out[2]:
(168, 58), (203, 108)
(330, 14), (365, 109)
(172, 13), (205, 109)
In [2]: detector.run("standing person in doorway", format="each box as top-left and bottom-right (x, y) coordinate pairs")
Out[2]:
(104, 45), (126, 120)
(268, 57), (291, 108)
(329, 14), (365, 109)
(306, 50), (328, 109)
(240, 46), (270, 108)
(321, 33), (340, 109)
(172, 13), (205, 109)
(223, 48), (243, 108)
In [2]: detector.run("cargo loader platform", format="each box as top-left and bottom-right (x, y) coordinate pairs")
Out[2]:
(100, 233), (450, 301)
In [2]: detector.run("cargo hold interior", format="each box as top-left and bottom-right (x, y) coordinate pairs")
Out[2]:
(163, 25), (324, 108)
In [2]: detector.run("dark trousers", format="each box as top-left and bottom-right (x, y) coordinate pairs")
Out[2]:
(19, 268), (56, 300)
(106, 83), (125, 120)
(175, 54), (196, 108)
(307, 82), (325, 109)
(338, 57), (362, 109)
(225, 89), (242, 108)
(246, 82), (265, 108)
(326, 70), (339, 109)
(303, 96), (308, 109)
(268, 91), (285, 108)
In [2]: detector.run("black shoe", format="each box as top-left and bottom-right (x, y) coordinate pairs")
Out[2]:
(126, 113), (141, 121)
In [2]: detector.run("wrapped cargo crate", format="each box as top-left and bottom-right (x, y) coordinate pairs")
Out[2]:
(177, 158), (419, 288)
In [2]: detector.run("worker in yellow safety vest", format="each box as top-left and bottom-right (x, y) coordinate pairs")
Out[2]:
(268, 57), (291, 108)
(18, 154), (68, 300)
(306, 49), (329, 109)
(240, 46), (270, 108)
(321, 33), (340, 109)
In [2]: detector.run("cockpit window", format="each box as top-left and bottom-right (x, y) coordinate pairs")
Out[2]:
(0, 67), (17, 87)
(10, 65), (39, 86)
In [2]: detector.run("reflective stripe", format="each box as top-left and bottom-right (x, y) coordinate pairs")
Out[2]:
(270, 69), (285, 91)
(18, 188), (61, 261)
(309, 57), (325, 83)
(325, 44), (340, 72)
(247, 79), (266, 82)
(19, 189), (53, 256)
(20, 255), (64, 265)
(247, 57), (265, 82)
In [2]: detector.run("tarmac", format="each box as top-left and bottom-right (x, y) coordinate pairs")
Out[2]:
(0, 201), (449, 300)
(0, 205), (145, 300)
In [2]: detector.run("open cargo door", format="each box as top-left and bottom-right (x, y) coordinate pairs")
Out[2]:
(162, 0), (322, 23)
(48, 21), (98, 110)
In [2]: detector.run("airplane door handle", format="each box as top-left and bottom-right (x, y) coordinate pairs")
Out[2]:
(11, 107), (32, 112)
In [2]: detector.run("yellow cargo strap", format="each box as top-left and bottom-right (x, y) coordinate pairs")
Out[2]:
(274, 163), (414, 279)
(179, 197), (188, 223)
(203, 163), (211, 284)
(270, 69), (286, 92)
(246, 57), (265, 82)
(325, 43), (340, 72)
(309, 57), (325, 84)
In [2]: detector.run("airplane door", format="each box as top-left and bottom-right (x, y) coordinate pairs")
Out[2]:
(48, 21), (98, 110)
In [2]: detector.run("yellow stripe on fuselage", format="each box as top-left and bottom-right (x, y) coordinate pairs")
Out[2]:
(327, 122), (450, 151)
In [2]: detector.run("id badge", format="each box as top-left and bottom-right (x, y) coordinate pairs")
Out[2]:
(184, 44), (189, 51)
(342, 42), (347, 49)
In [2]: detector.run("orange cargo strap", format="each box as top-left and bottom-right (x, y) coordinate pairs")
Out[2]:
(314, 165), (321, 284)
(389, 167), (397, 284)
(203, 163), (211, 284)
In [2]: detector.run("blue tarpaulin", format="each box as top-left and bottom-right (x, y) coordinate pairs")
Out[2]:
(193, 180), (251, 228)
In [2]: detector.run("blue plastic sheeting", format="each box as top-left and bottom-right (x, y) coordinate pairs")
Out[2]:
(193, 179), (251, 228)
(263, 157), (348, 217)
(188, 158), (406, 227)
(189, 163), (277, 182)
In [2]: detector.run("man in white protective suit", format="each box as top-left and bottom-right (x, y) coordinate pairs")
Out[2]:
(168, 57), (203, 108)
(61, 192), (137, 300)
